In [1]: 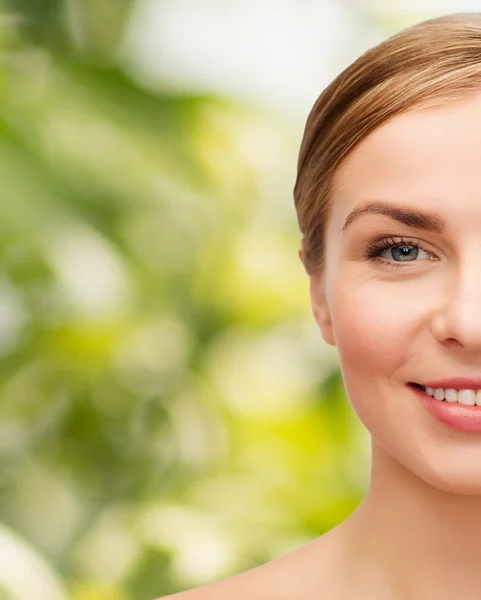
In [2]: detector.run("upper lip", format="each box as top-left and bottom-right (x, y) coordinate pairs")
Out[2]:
(416, 378), (481, 390)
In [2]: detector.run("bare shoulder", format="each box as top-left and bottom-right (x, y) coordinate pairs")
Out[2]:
(154, 564), (287, 600)
(155, 526), (347, 600)
(154, 568), (278, 600)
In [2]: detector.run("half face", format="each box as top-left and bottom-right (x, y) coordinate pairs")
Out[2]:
(309, 91), (481, 494)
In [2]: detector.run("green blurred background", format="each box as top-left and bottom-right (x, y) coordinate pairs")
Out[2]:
(0, 1), (469, 598)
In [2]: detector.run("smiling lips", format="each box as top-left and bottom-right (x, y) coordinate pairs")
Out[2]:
(415, 377), (481, 406)
(421, 386), (481, 406)
(411, 382), (481, 432)
(414, 379), (481, 406)
(415, 378), (481, 406)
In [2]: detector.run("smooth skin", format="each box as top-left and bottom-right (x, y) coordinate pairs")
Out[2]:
(159, 91), (481, 599)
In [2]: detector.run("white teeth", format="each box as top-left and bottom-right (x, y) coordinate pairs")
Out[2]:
(458, 390), (475, 406)
(423, 386), (481, 405)
(445, 388), (457, 403)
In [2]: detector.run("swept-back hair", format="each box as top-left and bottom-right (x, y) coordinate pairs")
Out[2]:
(294, 14), (481, 274)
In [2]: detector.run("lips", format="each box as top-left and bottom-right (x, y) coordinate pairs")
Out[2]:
(410, 384), (481, 432)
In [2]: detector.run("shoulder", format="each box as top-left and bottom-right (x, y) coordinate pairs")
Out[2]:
(155, 528), (346, 600)
(154, 566), (280, 600)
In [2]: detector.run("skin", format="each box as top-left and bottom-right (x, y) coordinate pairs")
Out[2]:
(159, 90), (481, 599)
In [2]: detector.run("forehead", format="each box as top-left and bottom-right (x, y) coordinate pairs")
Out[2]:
(331, 91), (481, 212)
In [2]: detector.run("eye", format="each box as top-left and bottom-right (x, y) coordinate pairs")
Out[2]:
(383, 244), (430, 262)
(365, 237), (436, 267)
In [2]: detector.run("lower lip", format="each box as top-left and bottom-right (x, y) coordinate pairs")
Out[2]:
(410, 384), (481, 432)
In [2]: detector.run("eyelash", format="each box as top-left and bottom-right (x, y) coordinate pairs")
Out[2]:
(365, 236), (435, 268)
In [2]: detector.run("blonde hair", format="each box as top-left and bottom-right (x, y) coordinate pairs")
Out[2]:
(294, 13), (481, 275)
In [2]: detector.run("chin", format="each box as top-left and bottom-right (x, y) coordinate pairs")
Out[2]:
(398, 444), (481, 496)
(416, 458), (481, 496)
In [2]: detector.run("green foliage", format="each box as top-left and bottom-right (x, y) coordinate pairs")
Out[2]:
(0, 2), (369, 598)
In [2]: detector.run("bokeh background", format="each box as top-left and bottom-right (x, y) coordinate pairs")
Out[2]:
(0, 1), (477, 599)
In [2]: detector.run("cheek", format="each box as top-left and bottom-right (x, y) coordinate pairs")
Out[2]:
(326, 274), (430, 431)
(330, 279), (414, 381)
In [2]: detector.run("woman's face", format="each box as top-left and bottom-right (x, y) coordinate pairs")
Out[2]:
(308, 91), (481, 494)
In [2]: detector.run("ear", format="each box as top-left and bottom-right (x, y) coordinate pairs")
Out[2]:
(309, 275), (336, 346)
(298, 247), (336, 346)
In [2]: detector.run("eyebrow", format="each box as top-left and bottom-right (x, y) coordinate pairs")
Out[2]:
(341, 201), (446, 234)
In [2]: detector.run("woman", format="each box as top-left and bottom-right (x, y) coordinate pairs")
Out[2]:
(161, 12), (481, 599)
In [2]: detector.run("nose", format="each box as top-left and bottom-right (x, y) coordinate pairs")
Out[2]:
(431, 263), (481, 352)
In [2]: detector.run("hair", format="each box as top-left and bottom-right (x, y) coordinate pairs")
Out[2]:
(294, 13), (481, 276)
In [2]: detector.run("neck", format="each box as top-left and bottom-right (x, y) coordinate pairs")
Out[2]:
(340, 439), (481, 599)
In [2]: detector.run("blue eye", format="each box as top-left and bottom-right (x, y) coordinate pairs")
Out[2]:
(365, 237), (436, 266)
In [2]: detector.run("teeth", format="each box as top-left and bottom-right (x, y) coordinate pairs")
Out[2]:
(445, 388), (457, 402)
(422, 386), (481, 405)
(458, 389), (476, 406)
